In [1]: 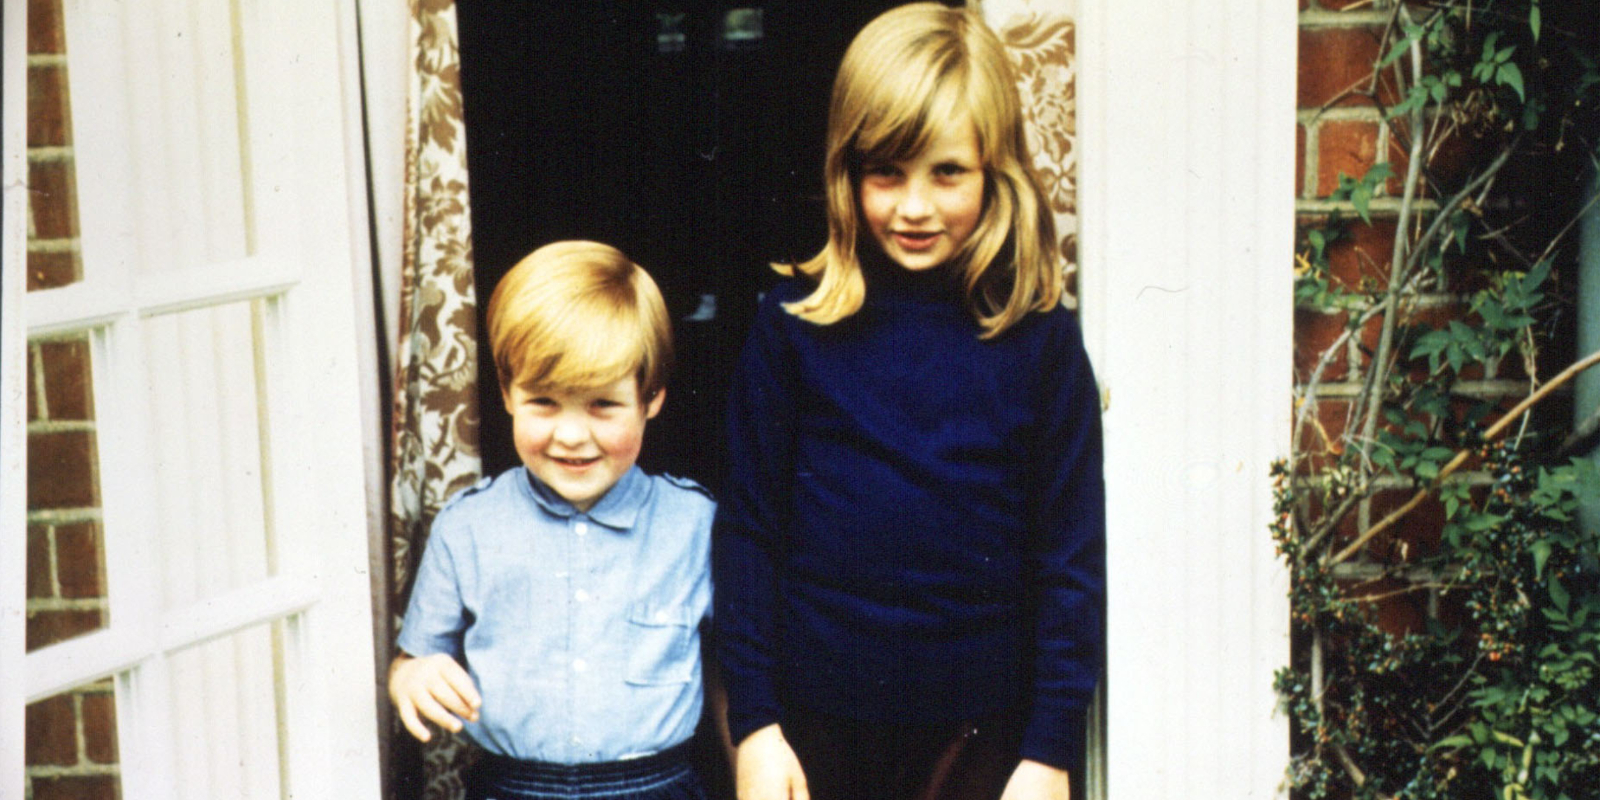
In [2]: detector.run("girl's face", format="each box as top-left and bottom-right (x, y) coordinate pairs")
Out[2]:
(857, 117), (985, 272)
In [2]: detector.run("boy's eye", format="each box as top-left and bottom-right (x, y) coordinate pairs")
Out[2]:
(528, 396), (557, 407)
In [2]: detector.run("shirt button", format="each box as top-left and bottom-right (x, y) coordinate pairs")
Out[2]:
(575, 589), (591, 603)
(572, 658), (588, 673)
(574, 522), (589, 536)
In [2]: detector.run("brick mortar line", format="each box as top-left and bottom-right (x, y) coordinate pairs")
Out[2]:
(1294, 291), (1475, 312)
(27, 419), (97, 433)
(26, 508), (102, 526)
(1303, 119), (1321, 198)
(24, 764), (120, 779)
(1294, 470), (1496, 491)
(30, 341), (50, 420)
(27, 146), (74, 162)
(25, 597), (107, 612)
(1299, 8), (1394, 28)
(1298, 107), (1388, 125)
(1305, 379), (1551, 398)
(27, 238), (79, 254)
(1297, 197), (1440, 215)
(1330, 561), (1470, 583)
(46, 523), (62, 598)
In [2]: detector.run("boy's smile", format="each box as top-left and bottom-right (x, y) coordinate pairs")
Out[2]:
(503, 376), (664, 512)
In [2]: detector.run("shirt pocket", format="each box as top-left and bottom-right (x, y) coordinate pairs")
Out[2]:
(625, 601), (696, 686)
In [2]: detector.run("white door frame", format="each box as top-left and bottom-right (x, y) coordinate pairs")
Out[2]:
(1076, 1), (1296, 797)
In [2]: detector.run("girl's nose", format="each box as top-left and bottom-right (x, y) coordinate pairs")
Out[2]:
(897, 179), (933, 220)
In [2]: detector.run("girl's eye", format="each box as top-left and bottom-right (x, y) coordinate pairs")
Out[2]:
(862, 163), (899, 179)
(934, 162), (970, 178)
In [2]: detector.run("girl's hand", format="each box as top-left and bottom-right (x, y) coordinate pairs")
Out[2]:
(735, 723), (810, 800)
(999, 759), (1071, 800)
(388, 653), (482, 742)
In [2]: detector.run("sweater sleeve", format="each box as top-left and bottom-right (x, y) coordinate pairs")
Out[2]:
(713, 291), (799, 746)
(1019, 310), (1107, 773)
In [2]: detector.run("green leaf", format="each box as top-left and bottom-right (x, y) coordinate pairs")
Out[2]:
(1525, 258), (1552, 291)
(1551, 575), (1571, 613)
(1352, 183), (1373, 224)
(1379, 36), (1415, 69)
(1499, 62), (1526, 102)
(1531, 3), (1542, 42)
(1534, 539), (1552, 579)
(1432, 734), (1473, 750)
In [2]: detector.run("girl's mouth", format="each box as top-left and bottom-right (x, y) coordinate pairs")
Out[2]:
(891, 230), (941, 250)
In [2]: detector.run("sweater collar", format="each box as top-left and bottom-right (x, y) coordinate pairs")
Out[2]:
(858, 245), (963, 303)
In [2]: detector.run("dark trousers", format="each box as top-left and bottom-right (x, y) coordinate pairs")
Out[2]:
(466, 742), (708, 800)
(780, 709), (1029, 800)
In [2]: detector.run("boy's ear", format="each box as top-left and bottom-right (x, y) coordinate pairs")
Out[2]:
(645, 387), (666, 420)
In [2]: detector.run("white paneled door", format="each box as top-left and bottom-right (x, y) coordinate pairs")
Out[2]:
(3, 1), (381, 796)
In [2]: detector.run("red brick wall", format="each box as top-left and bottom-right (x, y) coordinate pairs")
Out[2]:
(24, 0), (121, 796)
(1293, 3), (1521, 634)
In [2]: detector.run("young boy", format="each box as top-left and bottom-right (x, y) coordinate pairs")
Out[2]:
(391, 241), (716, 800)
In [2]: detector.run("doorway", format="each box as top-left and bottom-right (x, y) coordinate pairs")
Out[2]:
(458, 1), (908, 493)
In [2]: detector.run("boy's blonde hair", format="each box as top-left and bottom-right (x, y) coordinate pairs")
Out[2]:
(486, 241), (673, 398)
(782, 2), (1062, 339)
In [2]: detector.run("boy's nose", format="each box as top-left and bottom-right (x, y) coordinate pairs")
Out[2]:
(551, 416), (589, 447)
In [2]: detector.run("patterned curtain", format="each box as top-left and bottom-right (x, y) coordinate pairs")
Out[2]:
(389, 0), (481, 797)
(995, 10), (1078, 306)
(989, 4), (1079, 308)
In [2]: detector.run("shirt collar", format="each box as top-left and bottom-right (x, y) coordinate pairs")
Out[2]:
(520, 465), (650, 531)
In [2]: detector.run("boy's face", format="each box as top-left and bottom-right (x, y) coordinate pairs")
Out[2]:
(503, 375), (664, 512)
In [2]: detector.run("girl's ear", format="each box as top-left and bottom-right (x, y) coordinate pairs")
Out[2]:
(645, 387), (666, 419)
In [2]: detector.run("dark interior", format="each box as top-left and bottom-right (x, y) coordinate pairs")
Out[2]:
(460, 1), (911, 496)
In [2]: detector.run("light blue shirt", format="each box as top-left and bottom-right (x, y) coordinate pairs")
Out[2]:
(398, 465), (714, 763)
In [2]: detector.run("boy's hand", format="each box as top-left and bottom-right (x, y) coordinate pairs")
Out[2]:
(735, 723), (809, 800)
(388, 653), (482, 743)
(999, 759), (1070, 800)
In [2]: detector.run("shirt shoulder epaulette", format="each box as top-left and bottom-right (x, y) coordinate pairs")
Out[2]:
(661, 473), (715, 503)
(439, 474), (495, 514)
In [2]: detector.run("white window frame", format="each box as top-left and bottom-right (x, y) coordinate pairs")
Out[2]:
(2, 1), (381, 796)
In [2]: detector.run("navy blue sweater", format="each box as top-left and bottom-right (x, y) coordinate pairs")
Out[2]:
(713, 258), (1106, 773)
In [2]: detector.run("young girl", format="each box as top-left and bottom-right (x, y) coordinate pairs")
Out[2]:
(714, 4), (1104, 800)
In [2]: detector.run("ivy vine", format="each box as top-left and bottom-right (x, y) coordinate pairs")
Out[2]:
(1280, 1), (1600, 798)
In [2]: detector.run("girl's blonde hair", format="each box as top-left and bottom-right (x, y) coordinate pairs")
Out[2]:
(487, 240), (673, 399)
(781, 2), (1061, 339)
